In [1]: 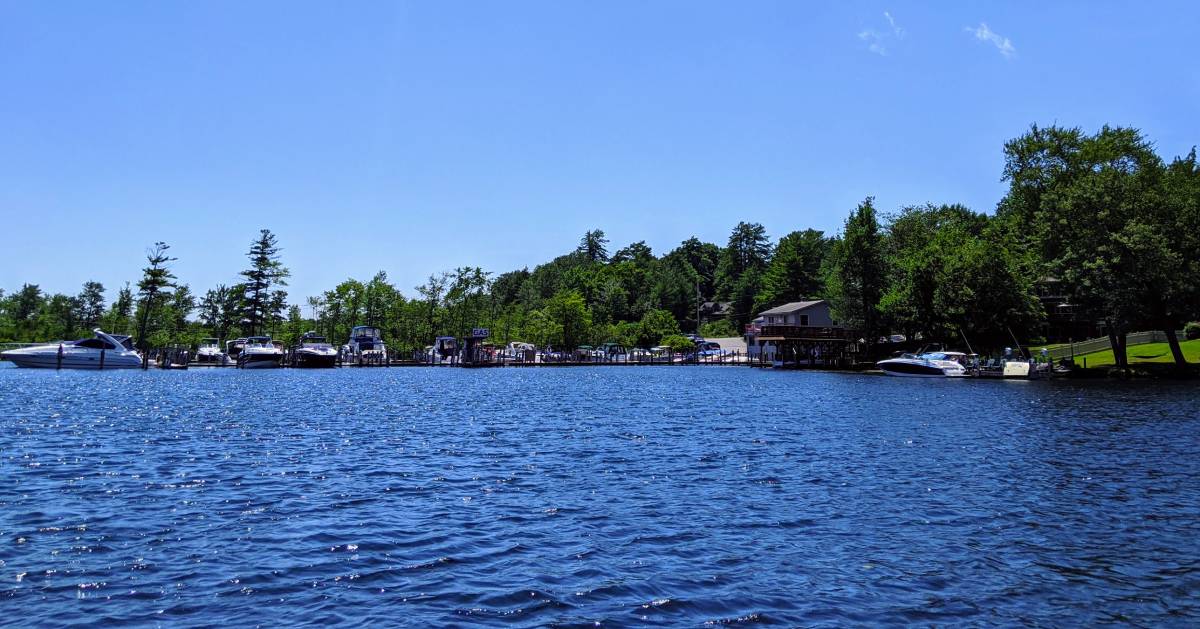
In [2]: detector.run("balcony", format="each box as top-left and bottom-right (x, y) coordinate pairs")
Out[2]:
(756, 325), (852, 341)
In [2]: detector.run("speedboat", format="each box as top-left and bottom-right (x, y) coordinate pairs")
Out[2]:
(196, 338), (225, 364)
(238, 336), (283, 369)
(877, 351), (970, 377)
(1, 329), (142, 369)
(293, 331), (338, 368)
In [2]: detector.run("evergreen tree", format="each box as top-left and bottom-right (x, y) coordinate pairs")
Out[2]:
(755, 229), (830, 313)
(715, 222), (772, 325)
(76, 281), (106, 330)
(577, 229), (609, 263)
(825, 198), (886, 352)
(134, 243), (177, 350)
(240, 229), (290, 336)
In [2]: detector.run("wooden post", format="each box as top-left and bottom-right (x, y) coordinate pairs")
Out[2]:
(99, 348), (105, 370)
(56, 343), (63, 370)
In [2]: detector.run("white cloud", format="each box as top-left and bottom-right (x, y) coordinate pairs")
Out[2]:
(884, 11), (905, 38)
(967, 22), (1015, 58)
(859, 11), (904, 56)
(858, 29), (887, 56)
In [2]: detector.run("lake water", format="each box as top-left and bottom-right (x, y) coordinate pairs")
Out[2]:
(1, 365), (1198, 626)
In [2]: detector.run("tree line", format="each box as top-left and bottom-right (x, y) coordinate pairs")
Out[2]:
(2, 125), (1197, 368)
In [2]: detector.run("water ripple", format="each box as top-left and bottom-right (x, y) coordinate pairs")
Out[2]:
(1, 365), (1198, 625)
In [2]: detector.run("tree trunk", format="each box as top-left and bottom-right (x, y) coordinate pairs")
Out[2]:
(1165, 328), (1188, 370)
(1106, 322), (1128, 372)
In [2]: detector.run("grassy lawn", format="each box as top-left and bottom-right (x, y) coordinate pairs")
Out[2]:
(1073, 339), (1200, 368)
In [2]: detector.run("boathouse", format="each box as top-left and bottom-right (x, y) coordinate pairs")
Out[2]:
(744, 300), (856, 367)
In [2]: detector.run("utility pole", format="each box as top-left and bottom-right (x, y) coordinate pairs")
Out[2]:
(695, 277), (702, 334)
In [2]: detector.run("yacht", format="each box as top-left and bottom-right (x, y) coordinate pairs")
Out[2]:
(346, 326), (387, 361)
(877, 351), (971, 377)
(196, 338), (225, 364)
(238, 336), (284, 369)
(1, 329), (142, 369)
(293, 332), (339, 368)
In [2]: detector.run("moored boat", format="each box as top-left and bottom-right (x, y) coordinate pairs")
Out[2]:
(292, 332), (338, 368)
(346, 326), (387, 362)
(238, 336), (284, 369)
(196, 338), (225, 364)
(226, 338), (247, 363)
(877, 351), (970, 377)
(0, 329), (142, 369)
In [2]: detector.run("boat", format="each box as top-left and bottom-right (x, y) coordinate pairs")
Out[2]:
(346, 326), (387, 362)
(238, 336), (284, 369)
(977, 357), (1049, 379)
(226, 338), (247, 363)
(196, 338), (225, 364)
(429, 336), (458, 364)
(0, 329), (142, 369)
(292, 332), (339, 368)
(877, 351), (971, 377)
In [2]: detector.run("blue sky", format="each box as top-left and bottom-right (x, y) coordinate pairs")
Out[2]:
(2, 1), (1198, 304)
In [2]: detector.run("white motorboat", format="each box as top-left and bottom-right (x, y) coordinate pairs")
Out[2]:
(877, 351), (970, 377)
(196, 338), (225, 364)
(292, 332), (338, 368)
(346, 326), (387, 361)
(238, 336), (283, 369)
(1, 329), (142, 369)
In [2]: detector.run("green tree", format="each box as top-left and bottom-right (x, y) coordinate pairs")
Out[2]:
(999, 124), (1170, 370)
(637, 309), (680, 348)
(825, 198), (886, 351)
(240, 229), (289, 336)
(755, 229), (830, 313)
(135, 242), (176, 351)
(715, 222), (772, 325)
(577, 229), (610, 263)
(76, 281), (106, 330)
(102, 283), (134, 335)
(543, 290), (592, 349)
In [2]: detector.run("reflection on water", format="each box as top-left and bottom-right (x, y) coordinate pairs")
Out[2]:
(1, 366), (1197, 625)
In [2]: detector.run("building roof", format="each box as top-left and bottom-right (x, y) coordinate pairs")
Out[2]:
(758, 300), (826, 316)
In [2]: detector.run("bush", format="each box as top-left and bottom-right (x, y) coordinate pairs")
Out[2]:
(660, 334), (696, 354)
(1185, 322), (1200, 341)
(699, 320), (738, 338)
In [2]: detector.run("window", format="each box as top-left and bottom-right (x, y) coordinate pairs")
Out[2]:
(799, 314), (809, 326)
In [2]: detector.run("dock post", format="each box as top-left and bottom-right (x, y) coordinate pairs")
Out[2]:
(99, 348), (105, 370)
(56, 343), (63, 370)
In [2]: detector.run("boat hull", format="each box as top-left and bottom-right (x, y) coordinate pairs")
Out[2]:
(294, 350), (338, 368)
(877, 358), (965, 378)
(240, 353), (282, 369)
(1, 349), (142, 369)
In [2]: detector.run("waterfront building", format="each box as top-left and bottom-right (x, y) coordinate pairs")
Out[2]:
(744, 300), (856, 367)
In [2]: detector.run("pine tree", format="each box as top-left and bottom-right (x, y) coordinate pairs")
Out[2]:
(240, 229), (290, 336)
(135, 243), (177, 350)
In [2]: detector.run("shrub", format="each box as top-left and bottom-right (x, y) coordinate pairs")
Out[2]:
(1185, 322), (1200, 341)
(660, 334), (697, 354)
(699, 320), (738, 338)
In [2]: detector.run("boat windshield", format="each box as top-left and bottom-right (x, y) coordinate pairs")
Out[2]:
(75, 338), (116, 350)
